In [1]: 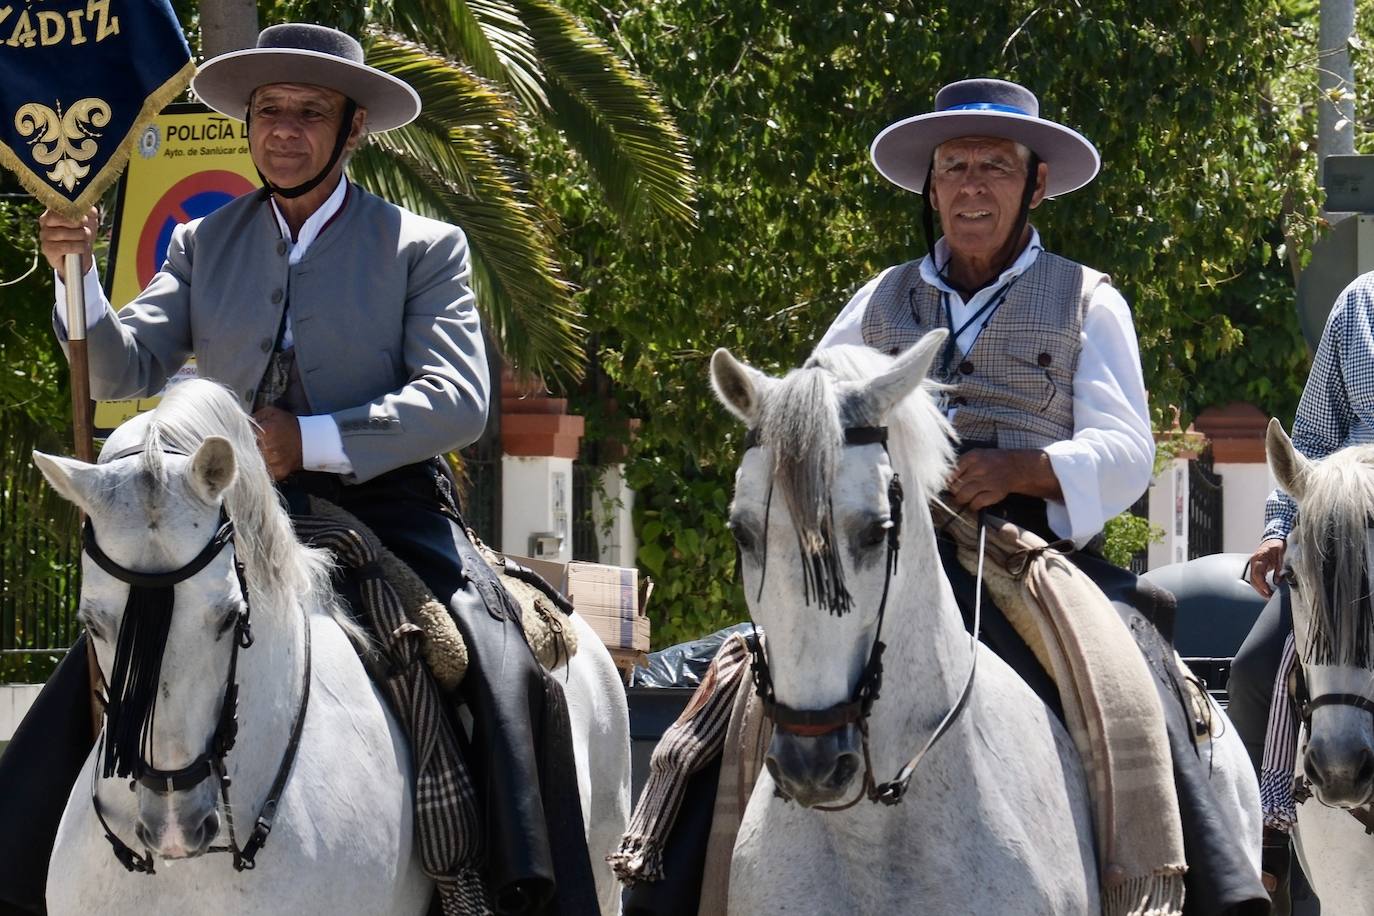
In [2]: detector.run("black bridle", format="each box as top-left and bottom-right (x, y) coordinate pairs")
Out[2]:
(742, 423), (979, 809)
(83, 504), (312, 874)
(1286, 560), (1374, 831)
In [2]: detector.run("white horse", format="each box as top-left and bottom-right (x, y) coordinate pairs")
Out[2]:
(34, 378), (629, 916)
(1267, 419), (1374, 915)
(709, 333), (1260, 915)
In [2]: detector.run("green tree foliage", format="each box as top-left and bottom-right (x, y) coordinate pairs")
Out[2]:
(547, 0), (1340, 645)
(0, 194), (81, 681)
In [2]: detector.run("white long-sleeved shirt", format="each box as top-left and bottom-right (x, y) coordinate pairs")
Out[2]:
(54, 176), (352, 473)
(816, 231), (1155, 546)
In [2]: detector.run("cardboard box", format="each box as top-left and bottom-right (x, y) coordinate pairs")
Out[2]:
(505, 555), (651, 653)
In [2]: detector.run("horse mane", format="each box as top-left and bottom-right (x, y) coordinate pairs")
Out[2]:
(750, 345), (954, 611)
(118, 379), (367, 649)
(1291, 444), (1374, 666)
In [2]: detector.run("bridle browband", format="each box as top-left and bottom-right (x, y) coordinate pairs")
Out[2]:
(742, 423), (980, 809)
(83, 482), (312, 874)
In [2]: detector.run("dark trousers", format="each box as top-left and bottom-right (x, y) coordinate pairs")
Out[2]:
(1228, 585), (1291, 771)
(0, 639), (94, 913)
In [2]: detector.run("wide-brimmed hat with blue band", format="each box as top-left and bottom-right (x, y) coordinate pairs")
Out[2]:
(870, 78), (1099, 198)
(193, 24), (420, 132)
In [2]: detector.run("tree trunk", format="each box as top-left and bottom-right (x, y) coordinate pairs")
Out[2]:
(199, 0), (259, 59)
(1319, 0), (1356, 220)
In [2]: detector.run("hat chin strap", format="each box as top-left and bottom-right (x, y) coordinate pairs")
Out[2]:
(248, 98), (358, 201)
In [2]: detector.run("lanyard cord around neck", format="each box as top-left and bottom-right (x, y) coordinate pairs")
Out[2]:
(928, 268), (1020, 381)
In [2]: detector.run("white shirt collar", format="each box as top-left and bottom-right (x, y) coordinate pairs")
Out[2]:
(918, 228), (1043, 296)
(269, 175), (348, 262)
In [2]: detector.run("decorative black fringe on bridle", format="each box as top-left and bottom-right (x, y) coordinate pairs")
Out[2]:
(102, 584), (177, 780)
(795, 504), (853, 617)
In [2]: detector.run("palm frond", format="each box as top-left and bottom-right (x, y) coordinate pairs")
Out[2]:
(372, 0), (547, 112)
(513, 0), (696, 228)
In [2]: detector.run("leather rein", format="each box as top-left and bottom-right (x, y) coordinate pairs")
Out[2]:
(82, 503), (312, 874)
(742, 423), (981, 809)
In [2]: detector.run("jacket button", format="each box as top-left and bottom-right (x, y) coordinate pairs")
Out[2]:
(270, 289), (284, 304)
(245, 388), (255, 402)
(276, 240), (288, 256)
(260, 337), (272, 353)
(958, 360), (975, 375)
(1037, 352), (1053, 367)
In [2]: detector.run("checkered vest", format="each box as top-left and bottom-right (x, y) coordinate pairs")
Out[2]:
(861, 251), (1108, 450)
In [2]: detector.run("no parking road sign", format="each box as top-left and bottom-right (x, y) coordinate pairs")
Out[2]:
(107, 102), (258, 306)
(98, 103), (259, 434)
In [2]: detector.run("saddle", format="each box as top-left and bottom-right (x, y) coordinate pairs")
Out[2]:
(307, 497), (579, 688)
(294, 498), (584, 916)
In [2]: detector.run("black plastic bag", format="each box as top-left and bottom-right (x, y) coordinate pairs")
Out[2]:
(629, 622), (754, 688)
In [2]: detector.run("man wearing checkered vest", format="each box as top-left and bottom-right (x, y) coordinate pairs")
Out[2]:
(816, 78), (1268, 912)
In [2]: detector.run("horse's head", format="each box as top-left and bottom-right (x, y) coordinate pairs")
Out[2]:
(1269, 418), (1374, 807)
(33, 382), (262, 859)
(711, 332), (953, 807)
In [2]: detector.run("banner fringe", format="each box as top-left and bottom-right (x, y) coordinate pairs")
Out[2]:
(0, 58), (196, 219)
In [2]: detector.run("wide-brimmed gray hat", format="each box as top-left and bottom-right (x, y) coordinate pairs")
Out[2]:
(870, 78), (1099, 198)
(192, 23), (420, 132)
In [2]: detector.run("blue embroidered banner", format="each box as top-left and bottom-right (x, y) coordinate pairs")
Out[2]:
(0, 0), (193, 218)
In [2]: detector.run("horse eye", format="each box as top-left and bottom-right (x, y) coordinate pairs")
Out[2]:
(729, 521), (756, 553)
(858, 520), (890, 549)
(214, 605), (242, 637)
(1285, 570), (1299, 592)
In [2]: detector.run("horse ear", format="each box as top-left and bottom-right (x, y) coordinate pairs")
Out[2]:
(1267, 418), (1311, 501)
(864, 329), (949, 417)
(711, 348), (774, 424)
(32, 451), (99, 512)
(188, 436), (237, 505)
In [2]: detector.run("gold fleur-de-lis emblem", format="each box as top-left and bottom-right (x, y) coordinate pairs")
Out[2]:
(14, 98), (112, 193)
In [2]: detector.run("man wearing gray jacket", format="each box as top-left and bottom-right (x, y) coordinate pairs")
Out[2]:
(9, 23), (597, 916)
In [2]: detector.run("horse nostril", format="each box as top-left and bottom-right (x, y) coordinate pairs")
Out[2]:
(1356, 749), (1374, 789)
(832, 751), (860, 788)
(134, 821), (153, 849)
(1305, 755), (1325, 789)
(199, 809), (220, 846)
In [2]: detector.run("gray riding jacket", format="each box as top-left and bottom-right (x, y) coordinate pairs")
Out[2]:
(55, 185), (489, 483)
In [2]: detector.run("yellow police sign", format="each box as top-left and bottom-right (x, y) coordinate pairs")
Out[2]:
(97, 103), (259, 433)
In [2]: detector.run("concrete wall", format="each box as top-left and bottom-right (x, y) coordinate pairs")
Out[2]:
(0, 684), (42, 742)
(1216, 461), (1276, 555)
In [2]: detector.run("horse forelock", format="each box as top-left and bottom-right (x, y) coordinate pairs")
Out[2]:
(111, 380), (366, 649)
(757, 366), (842, 553)
(1294, 445), (1374, 667)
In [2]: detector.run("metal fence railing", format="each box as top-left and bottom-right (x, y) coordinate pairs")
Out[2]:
(1127, 491), (1150, 575)
(457, 433), (501, 549)
(572, 459), (599, 562)
(1, 432), (81, 681)
(1188, 450), (1224, 560)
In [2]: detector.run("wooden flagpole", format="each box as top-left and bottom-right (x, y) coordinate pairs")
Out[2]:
(62, 251), (102, 735)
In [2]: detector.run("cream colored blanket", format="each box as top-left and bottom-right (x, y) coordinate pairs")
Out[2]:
(932, 504), (1186, 916)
